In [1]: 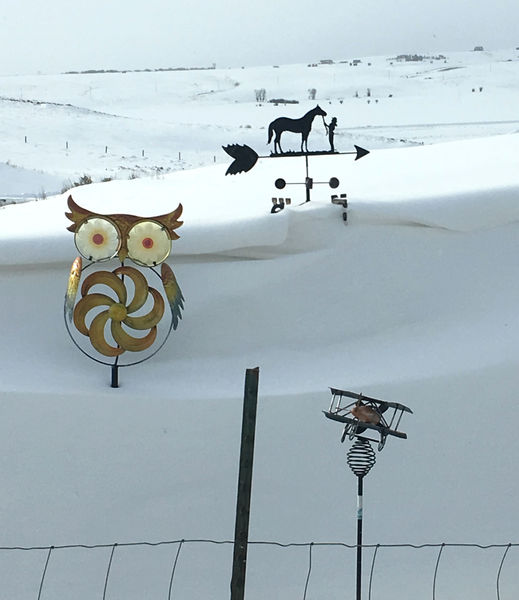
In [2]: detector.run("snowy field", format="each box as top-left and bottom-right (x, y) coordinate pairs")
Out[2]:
(1, 48), (519, 598)
(1, 47), (519, 201)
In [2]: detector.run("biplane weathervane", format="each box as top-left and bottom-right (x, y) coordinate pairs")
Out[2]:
(324, 388), (413, 451)
(223, 104), (369, 213)
(324, 389), (413, 600)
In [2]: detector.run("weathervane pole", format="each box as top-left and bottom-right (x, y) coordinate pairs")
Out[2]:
(304, 154), (311, 203)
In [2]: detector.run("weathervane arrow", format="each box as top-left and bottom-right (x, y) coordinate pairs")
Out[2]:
(222, 144), (259, 175)
(352, 145), (370, 161)
(222, 144), (370, 176)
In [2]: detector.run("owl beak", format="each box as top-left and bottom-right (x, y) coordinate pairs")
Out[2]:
(117, 244), (129, 263)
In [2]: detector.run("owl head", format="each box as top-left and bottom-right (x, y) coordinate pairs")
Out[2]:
(65, 195), (183, 266)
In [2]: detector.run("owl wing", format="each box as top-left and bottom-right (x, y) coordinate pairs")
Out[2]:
(160, 263), (184, 330)
(65, 257), (82, 322)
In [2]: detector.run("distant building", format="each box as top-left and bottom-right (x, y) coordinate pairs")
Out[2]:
(396, 54), (424, 62)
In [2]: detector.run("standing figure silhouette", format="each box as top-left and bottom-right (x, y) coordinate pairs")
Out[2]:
(324, 116), (338, 152)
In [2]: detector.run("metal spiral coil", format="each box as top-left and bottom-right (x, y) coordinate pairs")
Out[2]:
(347, 437), (376, 478)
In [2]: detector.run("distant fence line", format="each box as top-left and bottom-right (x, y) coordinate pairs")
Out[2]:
(21, 136), (215, 163)
(17, 136), (220, 174)
(0, 539), (515, 600)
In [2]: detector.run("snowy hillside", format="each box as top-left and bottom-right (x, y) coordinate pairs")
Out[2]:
(1, 49), (519, 598)
(1, 47), (519, 196)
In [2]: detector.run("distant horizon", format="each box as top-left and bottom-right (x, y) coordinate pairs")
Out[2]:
(3, 0), (518, 78)
(2, 43), (516, 78)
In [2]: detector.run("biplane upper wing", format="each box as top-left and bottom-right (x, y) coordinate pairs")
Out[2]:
(329, 388), (413, 414)
(385, 401), (413, 414)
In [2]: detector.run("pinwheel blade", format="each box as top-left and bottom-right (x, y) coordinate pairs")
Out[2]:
(89, 311), (124, 357)
(124, 287), (165, 330)
(73, 292), (115, 336)
(81, 270), (127, 305)
(113, 266), (149, 313)
(111, 321), (157, 353)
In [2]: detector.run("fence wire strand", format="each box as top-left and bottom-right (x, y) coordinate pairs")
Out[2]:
(1, 540), (517, 552)
(102, 544), (117, 600)
(432, 543), (445, 600)
(37, 546), (53, 600)
(167, 539), (184, 600)
(302, 542), (313, 600)
(497, 543), (512, 600)
(368, 544), (379, 600)
(0, 538), (516, 599)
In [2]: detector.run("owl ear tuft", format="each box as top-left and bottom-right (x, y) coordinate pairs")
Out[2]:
(154, 203), (184, 239)
(65, 195), (92, 232)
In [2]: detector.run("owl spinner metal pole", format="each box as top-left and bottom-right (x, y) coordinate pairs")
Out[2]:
(64, 195), (185, 387)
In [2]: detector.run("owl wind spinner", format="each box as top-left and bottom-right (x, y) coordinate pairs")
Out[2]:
(64, 195), (184, 387)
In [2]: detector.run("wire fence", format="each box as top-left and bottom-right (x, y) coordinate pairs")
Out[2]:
(1, 538), (516, 599)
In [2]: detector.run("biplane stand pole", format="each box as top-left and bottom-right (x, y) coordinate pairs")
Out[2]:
(346, 437), (376, 600)
(356, 475), (364, 600)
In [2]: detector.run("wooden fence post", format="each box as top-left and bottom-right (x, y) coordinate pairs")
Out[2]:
(230, 367), (260, 600)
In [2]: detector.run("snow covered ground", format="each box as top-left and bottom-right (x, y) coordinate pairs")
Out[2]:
(1, 49), (519, 598)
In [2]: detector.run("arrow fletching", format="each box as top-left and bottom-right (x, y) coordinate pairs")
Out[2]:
(223, 144), (259, 175)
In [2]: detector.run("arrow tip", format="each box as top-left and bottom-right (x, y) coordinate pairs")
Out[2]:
(354, 145), (370, 161)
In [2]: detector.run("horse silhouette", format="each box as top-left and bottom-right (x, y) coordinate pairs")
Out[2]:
(267, 105), (327, 154)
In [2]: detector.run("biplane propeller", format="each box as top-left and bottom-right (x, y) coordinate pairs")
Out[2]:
(324, 388), (412, 451)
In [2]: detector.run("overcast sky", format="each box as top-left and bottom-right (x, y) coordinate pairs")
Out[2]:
(1, 0), (518, 75)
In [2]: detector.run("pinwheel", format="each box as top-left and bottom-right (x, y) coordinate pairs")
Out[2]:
(72, 266), (165, 357)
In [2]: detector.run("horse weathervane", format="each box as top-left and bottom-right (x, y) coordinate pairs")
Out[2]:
(268, 104), (327, 154)
(223, 104), (370, 207)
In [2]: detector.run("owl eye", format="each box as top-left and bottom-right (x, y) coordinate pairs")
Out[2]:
(127, 221), (171, 267)
(75, 217), (121, 262)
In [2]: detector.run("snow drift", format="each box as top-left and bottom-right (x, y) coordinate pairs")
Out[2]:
(2, 49), (519, 596)
(1, 131), (519, 597)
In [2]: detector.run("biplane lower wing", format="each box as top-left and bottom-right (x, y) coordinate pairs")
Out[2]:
(323, 411), (408, 439)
